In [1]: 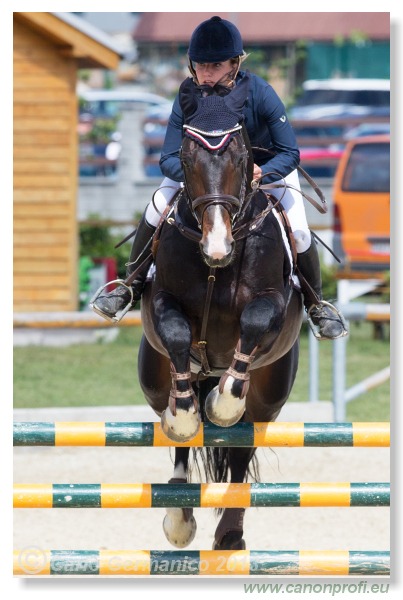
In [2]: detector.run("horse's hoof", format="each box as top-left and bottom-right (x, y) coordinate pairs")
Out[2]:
(213, 537), (246, 550)
(205, 385), (245, 427)
(163, 509), (197, 548)
(161, 406), (201, 442)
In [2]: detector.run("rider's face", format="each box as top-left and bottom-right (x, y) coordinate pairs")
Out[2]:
(193, 60), (234, 86)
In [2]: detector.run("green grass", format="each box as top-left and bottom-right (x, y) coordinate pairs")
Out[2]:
(13, 322), (390, 421)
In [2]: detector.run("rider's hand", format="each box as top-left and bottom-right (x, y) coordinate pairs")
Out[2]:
(253, 164), (262, 182)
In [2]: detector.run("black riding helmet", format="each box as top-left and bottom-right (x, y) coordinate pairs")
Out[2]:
(188, 16), (243, 63)
(188, 16), (244, 85)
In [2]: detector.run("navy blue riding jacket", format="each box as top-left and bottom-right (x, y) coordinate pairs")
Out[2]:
(159, 70), (300, 183)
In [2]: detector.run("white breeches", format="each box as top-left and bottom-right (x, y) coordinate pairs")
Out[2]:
(145, 171), (311, 253)
(267, 169), (311, 253)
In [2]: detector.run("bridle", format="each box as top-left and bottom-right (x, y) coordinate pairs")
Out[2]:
(150, 123), (295, 245)
(181, 123), (249, 228)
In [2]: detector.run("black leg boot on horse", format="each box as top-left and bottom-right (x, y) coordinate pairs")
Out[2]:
(91, 214), (156, 322)
(297, 238), (348, 340)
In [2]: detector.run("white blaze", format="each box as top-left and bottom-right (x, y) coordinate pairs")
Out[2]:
(205, 206), (229, 259)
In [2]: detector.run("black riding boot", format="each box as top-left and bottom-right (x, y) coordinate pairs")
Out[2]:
(91, 214), (156, 322)
(297, 239), (348, 340)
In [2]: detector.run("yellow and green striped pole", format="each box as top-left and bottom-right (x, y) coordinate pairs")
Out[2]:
(13, 421), (390, 447)
(13, 482), (390, 509)
(13, 549), (390, 576)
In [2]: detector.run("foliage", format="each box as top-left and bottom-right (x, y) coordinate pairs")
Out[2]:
(78, 70), (91, 83)
(380, 271), (390, 302)
(243, 48), (269, 80)
(80, 118), (120, 144)
(320, 263), (338, 300)
(78, 256), (95, 310)
(79, 217), (140, 279)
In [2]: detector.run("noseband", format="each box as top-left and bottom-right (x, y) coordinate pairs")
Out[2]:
(182, 123), (248, 227)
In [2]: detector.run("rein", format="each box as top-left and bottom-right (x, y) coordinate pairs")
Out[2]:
(197, 267), (217, 375)
(251, 145), (328, 215)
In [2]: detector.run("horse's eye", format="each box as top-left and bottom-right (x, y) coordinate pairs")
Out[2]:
(182, 155), (192, 168)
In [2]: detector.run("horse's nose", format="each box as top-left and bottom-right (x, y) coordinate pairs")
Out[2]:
(201, 205), (234, 265)
(201, 233), (234, 265)
(201, 230), (234, 260)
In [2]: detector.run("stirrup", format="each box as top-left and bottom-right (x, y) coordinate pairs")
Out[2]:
(307, 300), (349, 341)
(89, 279), (134, 324)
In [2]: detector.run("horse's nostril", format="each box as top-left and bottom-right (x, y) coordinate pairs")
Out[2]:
(210, 251), (226, 260)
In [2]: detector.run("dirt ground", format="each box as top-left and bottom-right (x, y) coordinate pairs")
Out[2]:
(13, 403), (390, 555)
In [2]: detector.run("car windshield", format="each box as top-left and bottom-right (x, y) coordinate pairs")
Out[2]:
(342, 142), (390, 192)
(296, 89), (390, 107)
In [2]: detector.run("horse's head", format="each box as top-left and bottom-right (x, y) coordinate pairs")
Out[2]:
(180, 76), (253, 267)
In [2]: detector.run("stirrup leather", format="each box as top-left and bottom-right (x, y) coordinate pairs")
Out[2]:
(89, 279), (134, 324)
(307, 300), (349, 341)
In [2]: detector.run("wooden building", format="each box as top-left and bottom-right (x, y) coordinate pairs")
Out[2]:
(13, 12), (121, 312)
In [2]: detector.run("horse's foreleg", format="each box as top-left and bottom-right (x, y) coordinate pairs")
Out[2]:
(153, 291), (201, 442)
(213, 447), (255, 550)
(206, 292), (285, 427)
(163, 447), (197, 548)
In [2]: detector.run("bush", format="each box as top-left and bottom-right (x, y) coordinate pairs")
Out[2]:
(320, 263), (338, 300)
(79, 217), (140, 279)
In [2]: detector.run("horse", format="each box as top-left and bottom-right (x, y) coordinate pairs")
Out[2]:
(138, 75), (304, 550)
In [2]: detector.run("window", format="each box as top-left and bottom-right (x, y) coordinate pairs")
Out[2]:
(342, 142), (390, 193)
(296, 89), (390, 108)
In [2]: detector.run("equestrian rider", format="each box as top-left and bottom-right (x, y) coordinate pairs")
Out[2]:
(92, 16), (346, 340)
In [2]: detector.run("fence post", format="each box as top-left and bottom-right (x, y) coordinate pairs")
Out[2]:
(332, 335), (348, 421)
(309, 329), (319, 403)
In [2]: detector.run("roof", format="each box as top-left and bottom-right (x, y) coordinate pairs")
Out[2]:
(52, 12), (124, 54)
(72, 12), (140, 35)
(15, 12), (123, 69)
(303, 79), (390, 91)
(133, 12), (390, 44)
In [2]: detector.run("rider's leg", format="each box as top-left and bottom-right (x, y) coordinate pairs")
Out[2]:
(91, 178), (180, 321)
(270, 169), (347, 339)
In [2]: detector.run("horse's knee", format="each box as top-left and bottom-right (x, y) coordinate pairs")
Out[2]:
(240, 293), (286, 346)
(153, 293), (192, 371)
(156, 314), (192, 359)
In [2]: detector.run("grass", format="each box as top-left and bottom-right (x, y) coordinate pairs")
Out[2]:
(13, 321), (390, 422)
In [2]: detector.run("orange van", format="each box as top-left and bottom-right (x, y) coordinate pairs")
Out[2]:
(332, 134), (390, 271)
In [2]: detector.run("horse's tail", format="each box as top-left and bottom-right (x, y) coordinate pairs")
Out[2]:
(191, 378), (260, 484)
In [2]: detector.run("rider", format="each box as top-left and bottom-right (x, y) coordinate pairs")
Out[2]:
(92, 15), (346, 340)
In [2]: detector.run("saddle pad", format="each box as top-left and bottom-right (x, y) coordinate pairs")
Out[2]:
(271, 208), (300, 289)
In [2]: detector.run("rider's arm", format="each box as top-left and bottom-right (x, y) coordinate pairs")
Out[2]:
(159, 95), (184, 182)
(255, 81), (300, 183)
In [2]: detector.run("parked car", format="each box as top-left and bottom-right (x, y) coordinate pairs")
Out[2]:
(79, 88), (171, 111)
(288, 79), (390, 177)
(332, 134), (390, 272)
(78, 88), (171, 180)
(343, 122), (390, 141)
(290, 79), (390, 178)
(290, 78), (390, 121)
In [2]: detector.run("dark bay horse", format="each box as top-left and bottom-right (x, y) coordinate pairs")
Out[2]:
(138, 76), (303, 550)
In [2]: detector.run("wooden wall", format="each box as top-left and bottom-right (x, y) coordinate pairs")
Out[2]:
(14, 18), (78, 312)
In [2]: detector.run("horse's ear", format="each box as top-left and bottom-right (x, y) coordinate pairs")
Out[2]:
(223, 73), (249, 115)
(179, 77), (199, 121)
